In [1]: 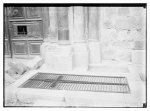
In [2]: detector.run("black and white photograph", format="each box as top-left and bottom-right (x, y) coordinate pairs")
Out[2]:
(3, 3), (147, 108)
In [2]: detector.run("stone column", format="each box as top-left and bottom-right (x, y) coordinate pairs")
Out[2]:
(88, 7), (99, 40)
(73, 7), (85, 42)
(42, 7), (73, 71)
(88, 7), (101, 64)
(73, 7), (89, 70)
(41, 7), (58, 61)
(48, 7), (58, 41)
(57, 7), (69, 41)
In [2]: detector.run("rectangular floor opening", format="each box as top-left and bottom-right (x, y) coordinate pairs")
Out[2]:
(19, 72), (130, 93)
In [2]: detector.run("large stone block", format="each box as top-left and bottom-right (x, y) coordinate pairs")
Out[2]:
(40, 42), (52, 59)
(105, 7), (116, 18)
(115, 17), (138, 30)
(118, 7), (130, 16)
(44, 52), (54, 69)
(129, 30), (144, 41)
(7, 59), (29, 75)
(133, 41), (145, 50)
(132, 50), (146, 64)
(102, 48), (116, 60)
(117, 30), (130, 41)
(102, 47), (132, 62)
(73, 43), (89, 70)
(114, 49), (132, 62)
(43, 43), (73, 71)
(101, 29), (117, 42)
(132, 64), (146, 81)
(113, 41), (133, 49)
(25, 56), (44, 70)
(130, 7), (144, 16)
(89, 42), (101, 63)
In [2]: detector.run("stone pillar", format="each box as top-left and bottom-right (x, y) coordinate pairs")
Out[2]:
(57, 7), (69, 41)
(73, 7), (85, 42)
(68, 7), (74, 43)
(88, 7), (101, 64)
(40, 7), (58, 59)
(88, 7), (99, 40)
(73, 7), (89, 70)
(48, 7), (58, 41)
(41, 7), (73, 71)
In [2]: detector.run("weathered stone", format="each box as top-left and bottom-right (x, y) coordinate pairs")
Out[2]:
(129, 30), (144, 41)
(105, 7), (116, 18)
(118, 7), (130, 16)
(134, 41), (145, 50)
(73, 7), (85, 41)
(89, 7), (99, 40)
(5, 73), (16, 85)
(100, 7), (146, 62)
(44, 44), (73, 71)
(103, 19), (113, 29)
(58, 30), (69, 40)
(89, 41), (101, 63)
(57, 8), (68, 29)
(6, 68), (17, 75)
(115, 17), (138, 30)
(40, 42), (50, 59)
(48, 7), (57, 41)
(117, 30), (129, 41)
(132, 64), (145, 81)
(8, 60), (29, 75)
(130, 7), (144, 16)
(26, 56), (44, 70)
(113, 41), (133, 49)
(73, 43), (89, 70)
(132, 50), (146, 64)
(5, 88), (18, 106)
(101, 29), (117, 42)
(102, 48), (116, 60)
(114, 49), (131, 62)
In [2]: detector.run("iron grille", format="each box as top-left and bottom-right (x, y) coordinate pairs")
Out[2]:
(19, 73), (130, 93)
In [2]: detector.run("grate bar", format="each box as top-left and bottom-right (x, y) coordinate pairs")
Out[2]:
(19, 73), (130, 93)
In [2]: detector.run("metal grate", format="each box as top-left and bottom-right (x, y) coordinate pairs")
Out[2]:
(19, 73), (130, 93)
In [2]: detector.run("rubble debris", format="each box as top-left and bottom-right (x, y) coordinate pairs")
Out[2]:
(6, 56), (44, 76)
(139, 73), (146, 81)
(5, 56), (44, 87)
(6, 67), (17, 75)
(26, 56), (44, 70)
(5, 73), (15, 82)
(7, 60), (29, 75)
(5, 98), (34, 106)
(5, 73), (16, 86)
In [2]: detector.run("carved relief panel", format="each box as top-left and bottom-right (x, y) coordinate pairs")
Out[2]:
(8, 7), (25, 19)
(26, 7), (42, 18)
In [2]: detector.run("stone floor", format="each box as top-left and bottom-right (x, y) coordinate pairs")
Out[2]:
(4, 57), (146, 107)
